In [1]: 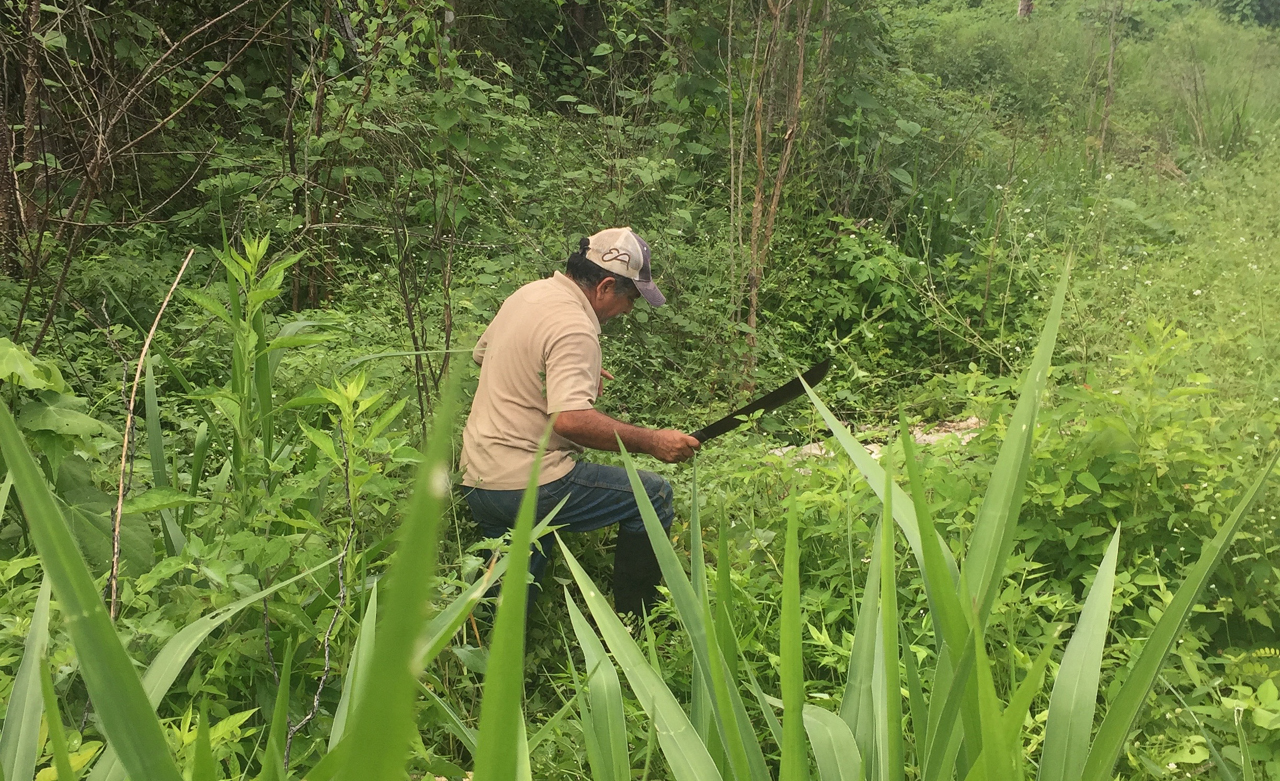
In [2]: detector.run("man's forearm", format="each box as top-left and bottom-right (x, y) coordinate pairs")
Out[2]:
(553, 408), (656, 455)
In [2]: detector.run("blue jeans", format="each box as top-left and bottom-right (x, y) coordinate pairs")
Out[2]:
(463, 461), (675, 598)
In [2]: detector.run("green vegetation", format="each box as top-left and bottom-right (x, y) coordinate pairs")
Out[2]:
(3, 0), (1280, 778)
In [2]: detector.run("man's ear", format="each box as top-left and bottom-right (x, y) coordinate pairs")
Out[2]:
(595, 277), (616, 299)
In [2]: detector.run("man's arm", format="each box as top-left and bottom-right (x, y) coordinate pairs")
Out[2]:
(553, 408), (700, 464)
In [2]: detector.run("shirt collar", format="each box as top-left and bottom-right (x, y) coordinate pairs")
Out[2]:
(552, 271), (601, 333)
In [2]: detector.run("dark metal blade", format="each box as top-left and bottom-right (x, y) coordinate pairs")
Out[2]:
(690, 359), (832, 443)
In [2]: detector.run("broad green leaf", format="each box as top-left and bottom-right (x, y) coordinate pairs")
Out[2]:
(472, 428), (544, 781)
(804, 705), (863, 781)
(1039, 527), (1121, 781)
(566, 595), (629, 781)
(0, 576), (51, 781)
(121, 487), (208, 515)
(0, 404), (182, 781)
(559, 537), (723, 781)
(1081, 453), (1280, 781)
(781, 505), (808, 781)
(333, 376), (458, 781)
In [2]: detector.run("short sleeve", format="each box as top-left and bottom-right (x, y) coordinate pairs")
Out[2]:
(472, 326), (490, 366)
(544, 330), (600, 413)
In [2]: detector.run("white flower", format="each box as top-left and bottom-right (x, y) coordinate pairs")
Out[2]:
(1112, 389), (1122, 394)
(1193, 289), (1202, 295)
(946, 198), (953, 202)
(1105, 173), (1113, 180)
(996, 185), (1003, 190)
(1026, 233), (1034, 239)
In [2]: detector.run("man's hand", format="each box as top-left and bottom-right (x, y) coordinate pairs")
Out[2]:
(598, 368), (614, 397)
(649, 429), (701, 463)
(554, 409), (701, 463)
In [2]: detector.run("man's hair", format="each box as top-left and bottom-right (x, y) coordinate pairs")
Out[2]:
(566, 237), (639, 297)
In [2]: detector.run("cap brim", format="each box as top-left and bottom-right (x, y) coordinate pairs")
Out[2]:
(637, 279), (666, 307)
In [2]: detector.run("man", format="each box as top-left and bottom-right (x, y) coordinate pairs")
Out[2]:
(460, 227), (700, 616)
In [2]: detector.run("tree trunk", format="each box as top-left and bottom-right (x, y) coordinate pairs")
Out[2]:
(1017, 0), (1034, 17)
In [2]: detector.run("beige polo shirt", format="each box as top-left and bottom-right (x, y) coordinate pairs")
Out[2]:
(460, 272), (602, 489)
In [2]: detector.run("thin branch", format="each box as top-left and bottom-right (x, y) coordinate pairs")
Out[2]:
(109, 248), (195, 620)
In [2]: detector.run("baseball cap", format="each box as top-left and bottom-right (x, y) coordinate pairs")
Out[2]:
(584, 227), (666, 307)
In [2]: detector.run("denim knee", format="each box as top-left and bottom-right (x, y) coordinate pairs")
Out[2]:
(619, 471), (674, 534)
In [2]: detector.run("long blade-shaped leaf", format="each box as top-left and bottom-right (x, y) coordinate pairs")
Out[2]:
(781, 504), (808, 781)
(0, 403), (183, 781)
(961, 265), (1069, 629)
(621, 447), (768, 781)
(878, 477), (904, 781)
(1038, 527), (1121, 781)
(145, 359), (185, 558)
(559, 537), (724, 781)
(567, 594), (630, 781)
(330, 583), (378, 751)
(39, 659), (76, 781)
(259, 644), (294, 781)
(333, 377), (459, 781)
(192, 702), (217, 781)
(0, 575), (51, 781)
(804, 704), (863, 781)
(472, 430), (546, 781)
(1081, 453), (1279, 781)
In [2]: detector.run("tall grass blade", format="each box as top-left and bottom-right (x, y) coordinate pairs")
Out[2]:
(259, 644), (294, 781)
(332, 376), (459, 781)
(920, 634), (977, 781)
(39, 659), (77, 781)
(840, 530), (881, 756)
(803, 383), (957, 581)
(420, 684), (477, 754)
(1081, 452), (1280, 781)
(566, 594), (629, 781)
(329, 583), (377, 751)
(0, 404), (183, 781)
(192, 702), (217, 781)
(877, 476), (904, 781)
(144, 359), (185, 557)
(89, 556), (338, 781)
(970, 616), (1013, 781)
(781, 504), (809, 781)
(182, 422), (210, 530)
(803, 704), (863, 781)
(1236, 707), (1257, 781)
(620, 446), (768, 781)
(0, 575), (51, 781)
(901, 622), (927, 763)
(1038, 527), (1121, 781)
(961, 265), (1069, 629)
(688, 459), (716, 754)
(472, 428), (546, 781)
(558, 537), (724, 781)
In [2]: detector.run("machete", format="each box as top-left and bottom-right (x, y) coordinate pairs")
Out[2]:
(690, 359), (832, 443)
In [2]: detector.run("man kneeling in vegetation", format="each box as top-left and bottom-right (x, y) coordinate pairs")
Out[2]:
(460, 227), (701, 616)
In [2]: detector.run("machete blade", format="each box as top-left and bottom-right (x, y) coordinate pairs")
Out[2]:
(690, 359), (832, 443)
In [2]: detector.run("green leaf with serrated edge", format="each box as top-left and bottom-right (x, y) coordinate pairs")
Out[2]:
(192, 702), (217, 781)
(621, 446), (768, 781)
(559, 537), (724, 781)
(781, 504), (808, 781)
(258, 644), (293, 781)
(1038, 527), (1120, 781)
(962, 264), (1069, 630)
(330, 583), (377, 752)
(88, 555), (338, 781)
(1081, 452), (1279, 781)
(804, 380), (959, 589)
(0, 576), (50, 781)
(804, 705), (863, 781)
(40, 659), (76, 781)
(0, 403), (183, 781)
(333, 374), (458, 781)
(471, 424), (546, 781)
(566, 594), (629, 781)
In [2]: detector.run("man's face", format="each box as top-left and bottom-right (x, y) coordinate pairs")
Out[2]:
(593, 278), (640, 323)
